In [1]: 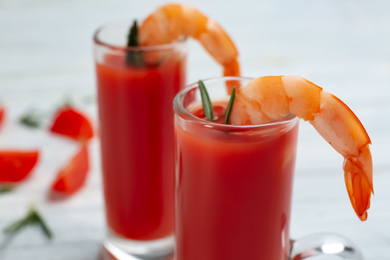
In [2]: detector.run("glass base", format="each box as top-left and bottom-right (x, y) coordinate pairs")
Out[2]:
(102, 232), (174, 260)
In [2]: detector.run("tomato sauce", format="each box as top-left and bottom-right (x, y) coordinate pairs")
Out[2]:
(96, 51), (186, 240)
(175, 105), (299, 259)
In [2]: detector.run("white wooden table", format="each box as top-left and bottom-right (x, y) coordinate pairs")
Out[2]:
(0, 0), (389, 259)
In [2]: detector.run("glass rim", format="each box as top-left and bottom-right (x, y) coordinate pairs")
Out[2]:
(93, 20), (187, 52)
(173, 76), (298, 131)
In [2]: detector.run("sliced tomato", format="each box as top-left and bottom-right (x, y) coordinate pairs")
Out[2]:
(50, 106), (93, 142)
(0, 151), (39, 182)
(0, 106), (5, 128)
(51, 144), (89, 194)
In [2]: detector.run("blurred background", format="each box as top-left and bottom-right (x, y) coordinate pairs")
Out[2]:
(0, 0), (389, 259)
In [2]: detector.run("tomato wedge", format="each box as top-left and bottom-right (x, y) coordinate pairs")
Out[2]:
(0, 106), (5, 128)
(50, 106), (93, 142)
(0, 151), (39, 182)
(51, 144), (89, 194)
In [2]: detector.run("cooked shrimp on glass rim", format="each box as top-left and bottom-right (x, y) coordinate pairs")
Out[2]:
(139, 3), (240, 79)
(199, 75), (372, 221)
(227, 75), (373, 221)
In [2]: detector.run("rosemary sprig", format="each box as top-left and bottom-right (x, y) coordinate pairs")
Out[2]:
(20, 110), (41, 128)
(125, 20), (145, 68)
(33, 210), (53, 239)
(0, 186), (14, 194)
(3, 205), (53, 239)
(198, 80), (214, 121)
(224, 87), (236, 124)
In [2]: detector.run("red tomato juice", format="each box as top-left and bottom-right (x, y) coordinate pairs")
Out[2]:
(96, 51), (186, 240)
(175, 105), (299, 259)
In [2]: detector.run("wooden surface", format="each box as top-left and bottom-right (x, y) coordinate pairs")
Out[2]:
(1, 0), (389, 259)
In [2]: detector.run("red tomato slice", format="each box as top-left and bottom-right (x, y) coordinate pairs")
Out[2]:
(0, 151), (39, 183)
(0, 106), (5, 128)
(50, 106), (93, 142)
(51, 144), (89, 194)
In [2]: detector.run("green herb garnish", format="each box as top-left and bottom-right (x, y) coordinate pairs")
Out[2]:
(20, 110), (41, 128)
(224, 87), (236, 124)
(3, 205), (53, 239)
(126, 20), (145, 68)
(0, 186), (14, 194)
(198, 80), (214, 121)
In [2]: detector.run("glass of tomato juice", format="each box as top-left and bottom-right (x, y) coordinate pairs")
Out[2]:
(173, 77), (363, 260)
(94, 21), (186, 258)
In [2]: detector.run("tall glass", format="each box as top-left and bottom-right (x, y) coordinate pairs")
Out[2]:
(94, 21), (187, 258)
(173, 77), (363, 260)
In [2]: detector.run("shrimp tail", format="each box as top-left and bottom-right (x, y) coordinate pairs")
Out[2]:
(343, 144), (373, 221)
(223, 59), (241, 94)
(223, 59), (240, 78)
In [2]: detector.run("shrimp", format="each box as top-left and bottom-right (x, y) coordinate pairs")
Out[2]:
(139, 3), (240, 81)
(230, 76), (373, 221)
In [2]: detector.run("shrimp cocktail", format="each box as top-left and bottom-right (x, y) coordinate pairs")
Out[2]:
(94, 3), (240, 258)
(173, 77), (372, 260)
